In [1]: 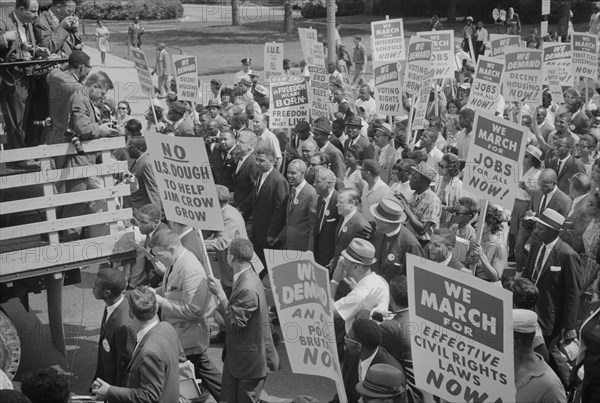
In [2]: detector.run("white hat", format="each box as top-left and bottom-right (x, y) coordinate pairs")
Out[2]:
(531, 208), (565, 231)
(513, 309), (538, 333)
(525, 145), (543, 162)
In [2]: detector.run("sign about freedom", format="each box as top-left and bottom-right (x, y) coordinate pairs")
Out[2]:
(371, 18), (406, 62)
(404, 37), (432, 96)
(172, 55), (199, 102)
(407, 254), (515, 402)
(543, 42), (573, 87)
(467, 56), (504, 113)
(416, 30), (455, 79)
(131, 48), (154, 97)
(270, 80), (310, 129)
(266, 250), (345, 394)
(146, 135), (223, 231)
(502, 47), (543, 105)
(571, 32), (599, 80)
(464, 112), (527, 211)
(489, 34), (521, 59)
(264, 42), (284, 83)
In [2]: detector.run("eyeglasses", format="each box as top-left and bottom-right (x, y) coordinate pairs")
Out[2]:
(343, 336), (360, 345)
(553, 142), (569, 149)
(117, 107), (127, 110)
(576, 144), (591, 149)
(438, 163), (448, 169)
(309, 162), (323, 167)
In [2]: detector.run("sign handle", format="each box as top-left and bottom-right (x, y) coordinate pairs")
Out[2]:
(149, 96), (160, 131)
(470, 199), (489, 275)
(406, 96), (417, 147)
(196, 229), (215, 278)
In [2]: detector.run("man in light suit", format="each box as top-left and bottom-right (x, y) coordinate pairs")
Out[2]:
(313, 118), (346, 181)
(150, 230), (221, 401)
(232, 130), (259, 221)
(314, 168), (341, 267)
(521, 209), (581, 370)
(546, 135), (586, 195)
(207, 238), (279, 402)
(560, 173), (592, 254)
(373, 123), (397, 185)
(126, 137), (161, 214)
(92, 287), (182, 403)
(344, 116), (375, 160)
(92, 268), (137, 394)
(250, 147), (289, 269)
(152, 42), (171, 98)
(516, 169), (572, 272)
(281, 159), (317, 251)
(35, 0), (82, 56)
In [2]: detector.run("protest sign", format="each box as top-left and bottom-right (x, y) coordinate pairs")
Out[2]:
(463, 112), (527, 211)
(131, 48), (154, 97)
(540, 21), (548, 37)
(412, 67), (434, 130)
(308, 66), (330, 119)
(269, 75), (306, 84)
(407, 254), (515, 402)
(172, 55), (199, 102)
(146, 136), (223, 231)
(502, 47), (543, 105)
(467, 56), (504, 113)
(371, 18), (406, 62)
(403, 37), (432, 96)
(267, 250), (346, 399)
(543, 42), (573, 87)
(547, 67), (565, 104)
(416, 30), (455, 79)
(270, 80), (310, 129)
(572, 33), (599, 81)
(373, 61), (404, 116)
(298, 27), (325, 68)
(264, 42), (284, 83)
(489, 34), (521, 59)
(542, 0), (550, 15)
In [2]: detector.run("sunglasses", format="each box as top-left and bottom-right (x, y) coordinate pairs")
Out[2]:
(117, 107), (127, 110)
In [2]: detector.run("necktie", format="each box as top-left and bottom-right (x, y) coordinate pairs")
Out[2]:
(290, 187), (297, 209)
(100, 306), (108, 333)
(318, 199), (326, 231)
(556, 160), (562, 176)
(164, 265), (174, 288)
(531, 244), (546, 284)
(539, 194), (547, 213)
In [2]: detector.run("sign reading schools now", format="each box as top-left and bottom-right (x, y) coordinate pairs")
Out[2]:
(146, 136), (224, 231)
(267, 250), (343, 383)
(543, 43), (573, 87)
(371, 18), (406, 62)
(489, 34), (521, 59)
(172, 55), (199, 102)
(270, 80), (309, 129)
(467, 56), (504, 113)
(374, 61), (404, 115)
(404, 37), (432, 96)
(572, 33), (598, 80)
(464, 112), (527, 211)
(264, 42), (284, 83)
(407, 254), (515, 403)
(416, 30), (454, 79)
(131, 49), (154, 97)
(502, 47), (543, 105)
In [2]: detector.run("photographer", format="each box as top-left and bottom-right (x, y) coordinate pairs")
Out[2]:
(35, 0), (83, 56)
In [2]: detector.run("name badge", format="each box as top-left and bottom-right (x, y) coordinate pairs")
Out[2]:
(102, 339), (111, 353)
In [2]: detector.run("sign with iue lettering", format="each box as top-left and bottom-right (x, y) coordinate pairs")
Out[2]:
(403, 37), (432, 96)
(131, 48), (154, 97)
(308, 66), (330, 120)
(489, 34), (521, 59)
(264, 42), (284, 83)
(463, 112), (527, 211)
(371, 18), (406, 62)
(373, 61), (404, 116)
(266, 250), (343, 383)
(407, 254), (515, 403)
(172, 55), (199, 102)
(502, 47), (543, 105)
(146, 135), (224, 231)
(298, 27), (325, 68)
(467, 56), (504, 113)
(543, 42), (573, 87)
(416, 30), (455, 79)
(269, 80), (309, 129)
(572, 33), (598, 80)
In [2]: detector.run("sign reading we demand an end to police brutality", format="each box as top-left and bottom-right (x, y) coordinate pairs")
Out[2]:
(407, 254), (515, 402)
(131, 48), (154, 97)
(371, 18), (406, 62)
(464, 112), (527, 211)
(270, 80), (310, 130)
(146, 135), (224, 231)
(172, 55), (199, 102)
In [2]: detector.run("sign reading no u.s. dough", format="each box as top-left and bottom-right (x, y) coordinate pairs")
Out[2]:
(131, 48), (154, 97)
(172, 55), (199, 102)
(371, 18), (406, 62)
(407, 254), (515, 402)
(146, 135), (224, 231)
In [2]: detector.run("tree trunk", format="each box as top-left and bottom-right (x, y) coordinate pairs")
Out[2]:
(447, 0), (457, 23)
(232, 0), (240, 26)
(283, 0), (293, 34)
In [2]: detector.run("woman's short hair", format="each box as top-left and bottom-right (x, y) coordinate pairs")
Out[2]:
(118, 100), (132, 115)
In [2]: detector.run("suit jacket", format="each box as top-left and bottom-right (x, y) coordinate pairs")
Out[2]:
(0, 13), (36, 61)
(560, 194), (592, 254)
(156, 249), (216, 355)
(322, 143), (346, 181)
(250, 169), (289, 248)
(209, 144), (236, 191)
(127, 24), (144, 47)
(66, 90), (104, 168)
(314, 191), (341, 267)
(332, 211), (372, 268)
(35, 11), (82, 56)
(95, 299), (137, 389)
(129, 152), (162, 213)
(372, 226), (423, 282)
(527, 188), (572, 218)
(547, 155), (586, 195)
(233, 154), (259, 220)
(284, 182), (318, 251)
(155, 49), (171, 76)
(523, 238), (581, 337)
(375, 144), (397, 185)
(344, 136), (376, 160)
(223, 268), (279, 380)
(174, 118), (195, 137)
(106, 322), (181, 403)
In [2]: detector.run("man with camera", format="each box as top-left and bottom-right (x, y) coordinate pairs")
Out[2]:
(35, 0), (83, 56)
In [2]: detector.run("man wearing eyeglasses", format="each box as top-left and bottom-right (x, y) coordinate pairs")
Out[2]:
(35, 0), (83, 56)
(547, 134), (586, 195)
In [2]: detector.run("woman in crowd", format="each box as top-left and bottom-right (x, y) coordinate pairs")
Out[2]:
(220, 87), (234, 114)
(577, 134), (598, 176)
(436, 153), (464, 225)
(115, 100), (132, 135)
(442, 196), (479, 241)
(505, 7), (521, 35)
(580, 191), (600, 319)
(95, 20), (110, 67)
(444, 100), (461, 147)
(343, 145), (365, 194)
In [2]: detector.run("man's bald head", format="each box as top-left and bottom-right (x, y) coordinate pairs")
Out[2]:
(538, 169), (557, 195)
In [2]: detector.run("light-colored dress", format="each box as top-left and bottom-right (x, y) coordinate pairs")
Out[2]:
(582, 218), (600, 300)
(95, 26), (110, 53)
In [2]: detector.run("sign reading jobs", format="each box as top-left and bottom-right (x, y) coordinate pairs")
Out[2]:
(464, 112), (527, 211)
(172, 55), (199, 102)
(407, 254), (515, 403)
(416, 30), (455, 79)
(146, 135), (224, 231)
(270, 80), (309, 129)
(371, 18), (406, 62)
(467, 56), (504, 113)
(131, 48), (154, 97)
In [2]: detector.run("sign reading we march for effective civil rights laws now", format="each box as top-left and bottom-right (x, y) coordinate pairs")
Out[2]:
(131, 48), (154, 97)
(467, 56), (505, 113)
(371, 18), (406, 62)
(502, 47), (543, 105)
(407, 254), (515, 402)
(146, 135), (223, 231)
(463, 112), (527, 211)
(172, 55), (199, 102)
(572, 32), (599, 80)
(269, 80), (310, 130)
(416, 30), (455, 79)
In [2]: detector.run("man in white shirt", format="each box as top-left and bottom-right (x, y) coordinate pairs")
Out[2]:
(253, 113), (282, 169)
(417, 129), (444, 169)
(234, 57), (253, 84)
(360, 159), (392, 225)
(354, 85), (376, 123)
(474, 21), (488, 60)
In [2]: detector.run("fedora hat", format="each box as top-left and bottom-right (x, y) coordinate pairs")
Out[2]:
(239, 76), (252, 86)
(375, 123), (393, 138)
(531, 208), (565, 231)
(341, 238), (377, 265)
(346, 116), (362, 127)
(525, 144), (542, 162)
(370, 197), (406, 223)
(313, 118), (331, 134)
(356, 364), (407, 398)
(411, 161), (438, 183)
(206, 98), (221, 109)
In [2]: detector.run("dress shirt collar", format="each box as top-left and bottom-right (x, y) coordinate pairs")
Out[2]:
(543, 235), (559, 250)
(136, 318), (159, 343)
(233, 266), (252, 284)
(543, 186), (558, 202)
(292, 179), (307, 195)
(323, 190), (334, 207)
(572, 194), (587, 209)
(106, 295), (124, 321)
(359, 348), (379, 382)
(319, 141), (330, 152)
(385, 224), (402, 237)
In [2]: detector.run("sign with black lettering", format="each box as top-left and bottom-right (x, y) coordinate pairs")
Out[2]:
(572, 32), (598, 80)
(403, 37), (432, 96)
(543, 43), (573, 87)
(373, 61), (404, 116)
(502, 47), (543, 105)
(131, 48), (154, 97)
(270, 80), (309, 129)
(172, 55), (199, 102)
(467, 56), (504, 113)
(416, 30), (455, 79)
(371, 18), (406, 62)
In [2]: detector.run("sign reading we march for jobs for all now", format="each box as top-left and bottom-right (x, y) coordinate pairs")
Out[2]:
(146, 135), (223, 231)
(467, 56), (505, 113)
(172, 55), (199, 102)
(416, 30), (455, 79)
(131, 48), (154, 97)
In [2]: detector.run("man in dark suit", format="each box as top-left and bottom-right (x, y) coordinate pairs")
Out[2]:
(35, 0), (83, 56)
(313, 168), (341, 267)
(343, 116), (375, 160)
(281, 159), (317, 251)
(127, 17), (144, 49)
(233, 130), (259, 221)
(546, 135), (586, 195)
(93, 287), (183, 403)
(92, 268), (137, 392)
(210, 131), (236, 191)
(207, 238), (279, 402)
(561, 173), (592, 254)
(126, 137), (161, 214)
(250, 146), (289, 269)
(521, 209), (581, 357)
(313, 118), (346, 181)
(516, 169), (572, 272)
